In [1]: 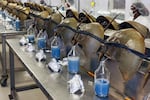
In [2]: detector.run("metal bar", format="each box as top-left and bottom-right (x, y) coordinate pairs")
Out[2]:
(2, 34), (7, 75)
(6, 38), (53, 100)
(22, 63), (53, 100)
(2, 31), (26, 35)
(77, 0), (80, 12)
(9, 48), (16, 99)
(15, 84), (39, 92)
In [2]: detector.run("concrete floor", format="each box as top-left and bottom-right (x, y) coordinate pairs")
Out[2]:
(0, 44), (47, 100)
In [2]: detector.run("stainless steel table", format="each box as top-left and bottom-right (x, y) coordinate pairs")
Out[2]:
(0, 29), (26, 86)
(6, 38), (122, 100)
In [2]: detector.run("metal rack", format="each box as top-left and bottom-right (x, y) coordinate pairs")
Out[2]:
(0, 30), (26, 86)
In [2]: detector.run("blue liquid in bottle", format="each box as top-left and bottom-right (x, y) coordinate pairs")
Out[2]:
(95, 78), (110, 97)
(15, 18), (20, 31)
(51, 46), (60, 59)
(68, 57), (80, 74)
(27, 35), (35, 43)
(38, 38), (46, 49)
(2, 11), (6, 19)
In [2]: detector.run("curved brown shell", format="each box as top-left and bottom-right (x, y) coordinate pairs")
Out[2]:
(40, 11), (49, 19)
(78, 22), (104, 69)
(22, 7), (30, 15)
(80, 22), (104, 39)
(79, 12), (96, 23)
(107, 28), (145, 81)
(96, 16), (119, 30)
(119, 21), (149, 38)
(60, 18), (78, 29)
(1, 0), (8, 7)
(66, 9), (79, 21)
(50, 13), (62, 24)
(44, 6), (53, 14)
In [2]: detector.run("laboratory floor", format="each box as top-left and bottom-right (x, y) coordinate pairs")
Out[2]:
(0, 44), (47, 100)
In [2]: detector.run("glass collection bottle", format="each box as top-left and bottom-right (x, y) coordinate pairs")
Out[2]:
(2, 10), (6, 20)
(67, 45), (80, 74)
(15, 17), (20, 31)
(51, 36), (61, 60)
(37, 29), (48, 49)
(26, 24), (37, 43)
(94, 59), (110, 97)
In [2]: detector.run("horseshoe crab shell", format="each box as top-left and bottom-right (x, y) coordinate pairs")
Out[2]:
(79, 22), (104, 55)
(1, 0), (8, 9)
(119, 21), (149, 38)
(16, 1), (23, 6)
(106, 28), (145, 81)
(6, 3), (17, 14)
(96, 16), (119, 30)
(22, 7), (30, 15)
(40, 11), (50, 18)
(79, 12), (96, 23)
(17, 7), (30, 21)
(78, 22), (104, 71)
(66, 9), (79, 21)
(44, 6), (53, 14)
(50, 13), (62, 24)
(46, 13), (62, 37)
(59, 18), (78, 50)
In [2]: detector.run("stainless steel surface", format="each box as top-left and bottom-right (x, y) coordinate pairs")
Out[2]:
(6, 38), (121, 100)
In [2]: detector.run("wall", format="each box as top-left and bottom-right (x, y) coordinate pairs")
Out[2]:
(79, 0), (109, 13)
(140, 0), (150, 12)
(51, 0), (62, 6)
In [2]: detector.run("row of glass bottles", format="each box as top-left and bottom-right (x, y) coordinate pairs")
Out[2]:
(50, 35), (110, 98)
(26, 24), (50, 51)
(0, 10), (20, 31)
(25, 21), (110, 98)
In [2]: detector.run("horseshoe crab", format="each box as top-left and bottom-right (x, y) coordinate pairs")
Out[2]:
(119, 21), (149, 38)
(96, 15), (119, 30)
(49, 9), (79, 51)
(31, 6), (62, 37)
(78, 11), (96, 23)
(0, 0), (8, 10)
(78, 22), (104, 71)
(47, 12), (62, 37)
(58, 17), (78, 52)
(106, 28), (145, 81)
